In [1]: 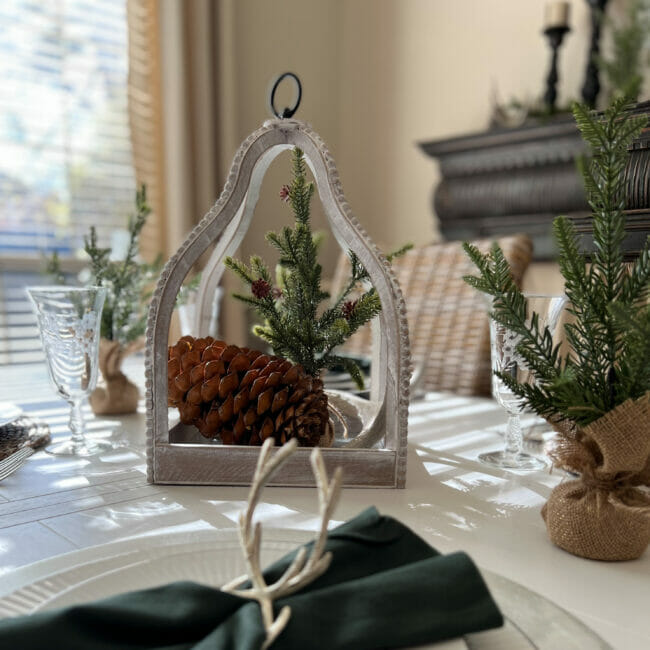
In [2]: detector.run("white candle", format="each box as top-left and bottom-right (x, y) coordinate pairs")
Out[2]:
(544, 1), (570, 29)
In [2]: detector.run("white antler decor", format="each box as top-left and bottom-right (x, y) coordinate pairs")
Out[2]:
(221, 438), (343, 649)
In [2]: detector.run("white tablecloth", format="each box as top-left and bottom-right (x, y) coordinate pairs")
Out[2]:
(0, 360), (648, 648)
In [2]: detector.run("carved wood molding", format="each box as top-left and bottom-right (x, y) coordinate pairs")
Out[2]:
(420, 101), (650, 261)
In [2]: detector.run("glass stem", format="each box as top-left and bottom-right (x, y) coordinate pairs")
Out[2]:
(504, 413), (523, 460)
(69, 399), (87, 448)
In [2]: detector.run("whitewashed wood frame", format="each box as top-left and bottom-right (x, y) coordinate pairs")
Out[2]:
(145, 119), (410, 487)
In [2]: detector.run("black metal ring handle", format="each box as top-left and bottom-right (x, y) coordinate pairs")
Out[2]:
(269, 72), (302, 119)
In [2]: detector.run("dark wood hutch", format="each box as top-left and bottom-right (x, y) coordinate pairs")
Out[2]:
(419, 101), (649, 261)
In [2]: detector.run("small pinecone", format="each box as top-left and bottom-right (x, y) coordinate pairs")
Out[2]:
(168, 336), (332, 447)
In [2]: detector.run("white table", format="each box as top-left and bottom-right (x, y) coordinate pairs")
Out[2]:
(0, 361), (648, 649)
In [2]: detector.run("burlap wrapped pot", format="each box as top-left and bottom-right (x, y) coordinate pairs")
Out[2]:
(542, 393), (650, 561)
(89, 339), (141, 415)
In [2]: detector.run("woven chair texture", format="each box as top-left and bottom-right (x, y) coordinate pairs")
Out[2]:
(331, 235), (533, 397)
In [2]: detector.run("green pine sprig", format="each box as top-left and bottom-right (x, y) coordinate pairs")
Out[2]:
(225, 147), (410, 388)
(46, 186), (164, 344)
(463, 95), (649, 426)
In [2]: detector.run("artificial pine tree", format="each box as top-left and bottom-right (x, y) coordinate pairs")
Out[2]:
(464, 95), (649, 426)
(225, 147), (409, 388)
(464, 96), (650, 561)
(47, 186), (162, 345)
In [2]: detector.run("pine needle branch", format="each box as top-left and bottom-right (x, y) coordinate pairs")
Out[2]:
(43, 185), (166, 344)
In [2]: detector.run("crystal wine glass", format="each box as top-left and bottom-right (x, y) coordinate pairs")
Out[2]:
(481, 293), (567, 471)
(27, 286), (110, 456)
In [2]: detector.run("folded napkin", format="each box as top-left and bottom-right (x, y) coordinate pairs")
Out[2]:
(0, 507), (502, 649)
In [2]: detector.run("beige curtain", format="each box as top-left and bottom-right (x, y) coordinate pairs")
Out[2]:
(126, 0), (245, 343)
(126, 0), (167, 261)
(128, 0), (224, 259)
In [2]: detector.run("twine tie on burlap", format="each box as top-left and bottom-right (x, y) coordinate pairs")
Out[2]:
(579, 472), (634, 493)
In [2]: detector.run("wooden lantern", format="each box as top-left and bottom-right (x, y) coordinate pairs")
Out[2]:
(145, 118), (410, 487)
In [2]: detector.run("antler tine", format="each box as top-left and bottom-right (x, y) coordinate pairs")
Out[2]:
(265, 447), (339, 595)
(264, 546), (309, 595)
(230, 538), (310, 599)
(234, 439), (298, 596)
(262, 606), (292, 650)
(220, 573), (249, 592)
(243, 438), (298, 538)
(224, 441), (292, 614)
(268, 448), (342, 598)
(309, 447), (343, 566)
(227, 520), (267, 601)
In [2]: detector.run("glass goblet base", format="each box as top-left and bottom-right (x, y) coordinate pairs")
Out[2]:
(46, 438), (113, 457)
(478, 450), (546, 472)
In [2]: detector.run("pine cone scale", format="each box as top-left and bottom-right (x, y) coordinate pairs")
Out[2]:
(200, 376), (220, 402)
(181, 349), (201, 370)
(205, 360), (225, 379)
(189, 365), (204, 384)
(243, 407), (257, 426)
(233, 387), (249, 414)
(272, 387), (289, 412)
(219, 373), (239, 399)
(186, 384), (202, 405)
(174, 372), (191, 393)
(241, 368), (260, 389)
(229, 353), (251, 373)
(282, 366), (299, 384)
(218, 394), (234, 421)
(250, 376), (267, 400)
(168, 357), (180, 379)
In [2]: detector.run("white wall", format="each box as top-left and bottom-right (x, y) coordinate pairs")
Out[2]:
(338, 0), (599, 250)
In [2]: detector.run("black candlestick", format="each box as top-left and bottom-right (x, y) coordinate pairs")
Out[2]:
(543, 25), (571, 113)
(581, 0), (610, 108)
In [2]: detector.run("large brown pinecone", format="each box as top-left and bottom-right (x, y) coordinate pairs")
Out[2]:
(168, 336), (332, 447)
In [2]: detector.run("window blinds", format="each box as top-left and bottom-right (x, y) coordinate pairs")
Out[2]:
(0, 0), (136, 259)
(0, 269), (43, 365)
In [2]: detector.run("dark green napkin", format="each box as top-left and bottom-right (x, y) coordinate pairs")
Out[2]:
(0, 507), (502, 649)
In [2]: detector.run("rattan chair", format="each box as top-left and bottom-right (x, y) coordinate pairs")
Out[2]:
(331, 235), (533, 397)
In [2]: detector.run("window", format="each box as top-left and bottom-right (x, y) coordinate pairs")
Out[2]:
(0, 0), (135, 258)
(0, 0), (135, 363)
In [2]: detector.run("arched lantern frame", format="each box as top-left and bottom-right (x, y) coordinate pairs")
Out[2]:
(145, 118), (410, 487)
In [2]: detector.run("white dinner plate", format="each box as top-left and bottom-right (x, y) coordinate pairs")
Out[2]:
(0, 402), (22, 428)
(0, 529), (609, 649)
